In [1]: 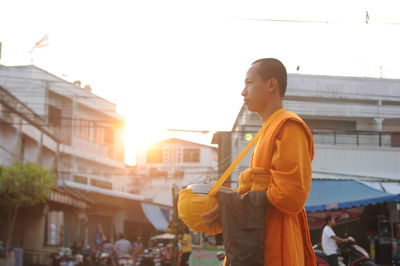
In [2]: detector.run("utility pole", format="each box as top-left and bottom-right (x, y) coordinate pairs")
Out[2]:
(171, 184), (179, 266)
(170, 183), (185, 266)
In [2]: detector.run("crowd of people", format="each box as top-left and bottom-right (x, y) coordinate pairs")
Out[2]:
(68, 230), (193, 266)
(69, 234), (143, 265)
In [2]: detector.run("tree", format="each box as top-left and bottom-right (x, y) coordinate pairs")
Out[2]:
(0, 162), (56, 251)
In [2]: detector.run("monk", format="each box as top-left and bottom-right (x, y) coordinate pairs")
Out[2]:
(202, 58), (316, 266)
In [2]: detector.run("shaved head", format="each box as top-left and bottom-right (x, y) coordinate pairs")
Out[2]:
(252, 58), (287, 97)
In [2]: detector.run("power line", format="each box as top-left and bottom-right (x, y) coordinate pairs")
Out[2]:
(167, 129), (210, 134)
(236, 17), (400, 25)
(237, 17), (333, 24)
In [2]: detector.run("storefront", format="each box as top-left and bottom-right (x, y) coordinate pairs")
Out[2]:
(306, 179), (400, 264)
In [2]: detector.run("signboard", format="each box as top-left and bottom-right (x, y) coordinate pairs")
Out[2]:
(190, 249), (223, 266)
(307, 206), (364, 230)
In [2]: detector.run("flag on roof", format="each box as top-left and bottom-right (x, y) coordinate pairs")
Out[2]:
(29, 33), (49, 53)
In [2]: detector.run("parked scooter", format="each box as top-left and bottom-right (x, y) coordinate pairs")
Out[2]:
(116, 254), (134, 266)
(49, 247), (78, 266)
(135, 247), (162, 266)
(314, 238), (377, 266)
(79, 246), (97, 266)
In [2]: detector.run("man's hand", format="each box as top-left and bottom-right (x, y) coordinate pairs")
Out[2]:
(201, 203), (221, 228)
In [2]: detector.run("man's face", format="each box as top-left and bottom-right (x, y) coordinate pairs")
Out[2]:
(241, 63), (270, 113)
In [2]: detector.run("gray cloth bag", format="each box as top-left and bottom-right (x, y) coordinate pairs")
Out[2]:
(217, 190), (267, 266)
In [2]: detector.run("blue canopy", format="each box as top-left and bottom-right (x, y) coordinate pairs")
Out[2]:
(306, 180), (400, 212)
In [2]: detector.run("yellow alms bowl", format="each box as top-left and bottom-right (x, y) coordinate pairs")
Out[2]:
(177, 184), (222, 235)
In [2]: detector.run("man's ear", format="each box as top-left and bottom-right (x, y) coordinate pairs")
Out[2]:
(270, 78), (283, 96)
(265, 78), (277, 93)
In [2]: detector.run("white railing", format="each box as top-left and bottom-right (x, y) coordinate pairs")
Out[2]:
(312, 130), (399, 147)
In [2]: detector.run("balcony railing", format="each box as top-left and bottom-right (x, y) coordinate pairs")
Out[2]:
(312, 130), (400, 147)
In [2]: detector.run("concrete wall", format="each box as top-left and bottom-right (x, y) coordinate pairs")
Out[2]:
(313, 145), (400, 177)
(287, 74), (400, 100)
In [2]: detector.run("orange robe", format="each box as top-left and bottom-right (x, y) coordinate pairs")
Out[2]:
(237, 109), (316, 266)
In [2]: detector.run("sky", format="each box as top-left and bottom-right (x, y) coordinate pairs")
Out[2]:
(1, 0), (399, 164)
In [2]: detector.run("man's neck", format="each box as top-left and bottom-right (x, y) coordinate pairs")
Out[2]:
(259, 102), (283, 122)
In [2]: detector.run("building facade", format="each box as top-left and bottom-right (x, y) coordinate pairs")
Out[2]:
(0, 83), (93, 264)
(0, 65), (163, 264)
(0, 65), (126, 191)
(134, 138), (218, 205)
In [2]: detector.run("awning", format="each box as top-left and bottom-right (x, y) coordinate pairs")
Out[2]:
(306, 180), (400, 212)
(141, 202), (171, 231)
(150, 233), (175, 240)
(49, 186), (94, 209)
(360, 181), (400, 195)
(60, 180), (145, 201)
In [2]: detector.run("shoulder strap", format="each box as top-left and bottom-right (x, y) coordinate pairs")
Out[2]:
(208, 109), (286, 197)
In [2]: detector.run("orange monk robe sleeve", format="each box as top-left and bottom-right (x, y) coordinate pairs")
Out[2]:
(266, 120), (312, 214)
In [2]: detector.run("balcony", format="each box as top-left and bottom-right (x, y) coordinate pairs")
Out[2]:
(312, 130), (400, 148)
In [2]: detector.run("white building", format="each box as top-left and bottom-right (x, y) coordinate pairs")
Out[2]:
(135, 138), (218, 205)
(213, 73), (400, 186)
(0, 65), (127, 192)
(0, 65), (167, 258)
(0, 83), (94, 262)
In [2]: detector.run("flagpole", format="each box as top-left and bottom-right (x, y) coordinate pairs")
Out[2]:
(29, 33), (49, 65)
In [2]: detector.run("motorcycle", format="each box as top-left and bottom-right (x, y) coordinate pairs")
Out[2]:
(98, 252), (113, 266)
(314, 238), (377, 266)
(49, 247), (79, 266)
(79, 246), (97, 266)
(116, 254), (134, 266)
(135, 247), (161, 266)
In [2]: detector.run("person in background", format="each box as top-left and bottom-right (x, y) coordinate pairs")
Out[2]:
(102, 237), (115, 266)
(133, 236), (144, 262)
(180, 227), (192, 266)
(321, 215), (350, 266)
(113, 233), (133, 257)
(161, 242), (173, 266)
(102, 238), (113, 255)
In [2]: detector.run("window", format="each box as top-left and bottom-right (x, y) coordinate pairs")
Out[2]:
(183, 148), (200, 163)
(74, 175), (88, 184)
(147, 149), (163, 163)
(303, 119), (356, 130)
(93, 126), (105, 143)
(46, 211), (64, 246)
(48, 105), (62, 127)
(90, 178), (112, 189)
(75, 117), (90, 139)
